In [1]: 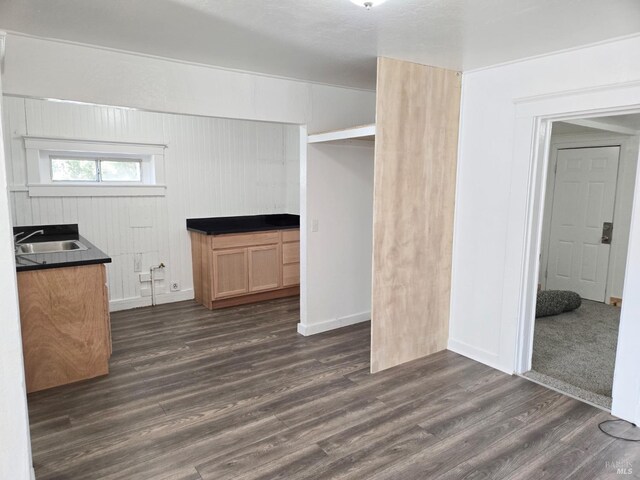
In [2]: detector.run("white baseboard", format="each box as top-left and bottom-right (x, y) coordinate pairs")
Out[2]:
(297, 311), (370, 336)
(109, 289), (194, 312)
(447, 338), (513, 374)
(109, 296), (150, 312)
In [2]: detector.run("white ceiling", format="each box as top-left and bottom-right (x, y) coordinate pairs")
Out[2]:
(552, 123), (604, 135)
(1, 0), (639, 89)
(605, 114), (640, 131)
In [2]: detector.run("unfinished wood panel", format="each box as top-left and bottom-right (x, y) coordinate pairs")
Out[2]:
(371, 57), (461, 373)
(101, 266), (113, 355)
(212, 248), (248, 299)
(190, 232), (203, 304)
(282, 263), (300, 287)
(191, 232), (213, 307)
(248, 245), (281, 292)
(282, 229), (300, 243)
(211, 231), (280, 250)
(18, 264), (111, 393)
(200, 235), (213, 306)
(282, 241), (300, 265)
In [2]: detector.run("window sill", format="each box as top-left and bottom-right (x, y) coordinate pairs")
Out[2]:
(26, 184), (167, 197)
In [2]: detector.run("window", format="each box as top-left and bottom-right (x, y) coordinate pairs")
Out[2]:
(51, 157), (142, 183)
(101, 159), (142, 182)
(23, 137), (166, 197)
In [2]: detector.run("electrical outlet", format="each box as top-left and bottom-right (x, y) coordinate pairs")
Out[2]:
(312, 219), (319, 232)
(170, 281), (180, 292)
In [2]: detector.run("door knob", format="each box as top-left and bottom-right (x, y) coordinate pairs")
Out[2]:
(602, 222), (613, 245)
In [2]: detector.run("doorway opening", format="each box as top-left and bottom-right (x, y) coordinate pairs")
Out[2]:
(523, 114), (640, 409)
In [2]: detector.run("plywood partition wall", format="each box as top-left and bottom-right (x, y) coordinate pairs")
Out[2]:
(371, 57), (461, 373)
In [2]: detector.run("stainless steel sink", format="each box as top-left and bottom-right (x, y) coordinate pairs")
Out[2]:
(15, 240), (88, 255)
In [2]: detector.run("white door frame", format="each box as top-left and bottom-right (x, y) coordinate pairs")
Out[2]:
(539, 136), (635, 301)
(510, 80), (640, 424)
(298, 124), (308, 330)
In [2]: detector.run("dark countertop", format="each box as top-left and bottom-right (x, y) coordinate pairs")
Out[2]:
(14, 224), (112, 272)
(187, 214), (300, 236)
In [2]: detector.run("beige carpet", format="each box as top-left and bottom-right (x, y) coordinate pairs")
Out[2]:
(524, 299), (620, 409)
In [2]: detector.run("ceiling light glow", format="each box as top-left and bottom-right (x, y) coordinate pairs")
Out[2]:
(350, 0), (387, 9)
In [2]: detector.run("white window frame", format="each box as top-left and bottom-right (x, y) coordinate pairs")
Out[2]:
(24, 136), (167, 197)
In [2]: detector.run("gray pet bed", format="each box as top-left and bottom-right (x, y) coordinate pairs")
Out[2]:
(536, 290), (582, 318)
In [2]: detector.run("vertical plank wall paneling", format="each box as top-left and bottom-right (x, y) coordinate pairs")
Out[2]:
(371, 57), (461, 373)
(284, 125), (300, 214)
(2, 96), (299, 309)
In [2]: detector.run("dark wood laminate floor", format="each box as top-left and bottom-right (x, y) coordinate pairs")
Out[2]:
(28, 297), (639, 480)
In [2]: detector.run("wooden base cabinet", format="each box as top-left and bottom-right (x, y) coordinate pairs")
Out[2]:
(191, 229), (299, 309)
(17, 264), (112, 393)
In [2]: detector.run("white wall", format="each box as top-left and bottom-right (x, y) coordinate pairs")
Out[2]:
(538, 132), (639, 302)
(299, 142), (374, 334)
(285, 126), (301, 214)
(2, 33), (375, 131)
(0, 33), (375, 312)
(0, 33), (33, 480)
(3, 96), (299, 310)
(450, 34), (640, 422)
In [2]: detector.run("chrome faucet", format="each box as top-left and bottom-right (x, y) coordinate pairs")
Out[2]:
(14, 229), (45, 245)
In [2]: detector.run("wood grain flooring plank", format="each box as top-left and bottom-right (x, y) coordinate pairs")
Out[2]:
(315, 425), (435, 480)
(368, 411), (525, 480)
(27, 297), (637, 480)
(225, 443), (329, 480)
(434, 399), (601, 480)
(566, 432), (640, 480)
(31, 403), (166, 455)
(37, 413), (285, 480)
(194, 398), (390, 479)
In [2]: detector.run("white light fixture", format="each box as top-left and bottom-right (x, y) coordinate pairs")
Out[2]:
(350, 0), (387, 9)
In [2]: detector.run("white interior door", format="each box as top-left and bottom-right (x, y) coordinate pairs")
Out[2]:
(546, 146), (621, 301)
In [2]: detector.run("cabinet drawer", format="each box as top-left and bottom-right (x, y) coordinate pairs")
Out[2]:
(282, 263), (300, 287)
(282, 229), (300, 243)
(282, 242), (300, 264)
(211, 231), (279, 250)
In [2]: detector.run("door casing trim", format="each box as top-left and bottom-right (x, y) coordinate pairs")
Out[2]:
(509, 83), (640, 424)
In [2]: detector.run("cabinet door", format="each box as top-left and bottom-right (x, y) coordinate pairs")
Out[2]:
(282, 241), (300, 264)
(213, 248), (248, 299)
(248, 245), (281, 292)
(282, 263), (300, 287)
